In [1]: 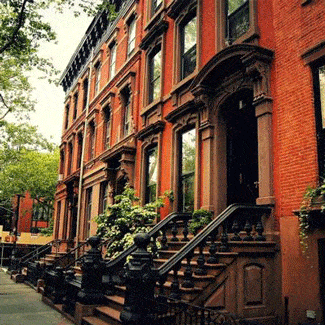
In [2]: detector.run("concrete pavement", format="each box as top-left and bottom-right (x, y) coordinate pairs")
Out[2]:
(0, 270), (73, 325)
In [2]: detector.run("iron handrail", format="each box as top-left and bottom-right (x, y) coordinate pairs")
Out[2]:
(48, 239), (89, 269)
(18, 239), (61, 266)
(158, 204), (271, 277)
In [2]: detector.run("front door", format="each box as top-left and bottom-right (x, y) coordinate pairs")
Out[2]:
(224, 91), (258, 205)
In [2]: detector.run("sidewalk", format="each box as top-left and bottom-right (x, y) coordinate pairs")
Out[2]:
(0, 270), (73, 325)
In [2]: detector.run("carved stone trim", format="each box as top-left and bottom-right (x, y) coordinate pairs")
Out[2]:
(302, 40), (325, 65)
(140, 20), (168, 51)
(137, 121), (165, 141)
(165, 99), (198, 123)
(167, 0), (196, 19)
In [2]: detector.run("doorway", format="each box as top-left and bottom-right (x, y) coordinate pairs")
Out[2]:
(222, 90), (258, 205)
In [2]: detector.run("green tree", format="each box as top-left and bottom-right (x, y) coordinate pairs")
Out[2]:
(0, 0), (116, 122)
(0, 122), (59, 228)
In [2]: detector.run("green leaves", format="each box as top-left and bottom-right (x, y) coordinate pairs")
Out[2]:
(95, 185), (164, 259)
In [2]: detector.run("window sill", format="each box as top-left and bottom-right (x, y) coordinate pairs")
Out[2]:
(171, 70), (197, 95)
(141, 98), (163, 117)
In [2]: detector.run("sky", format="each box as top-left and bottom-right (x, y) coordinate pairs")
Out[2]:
(28, 8), (93, 145)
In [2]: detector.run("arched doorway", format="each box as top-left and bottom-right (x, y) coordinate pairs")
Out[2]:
(221, 90), (258, 205)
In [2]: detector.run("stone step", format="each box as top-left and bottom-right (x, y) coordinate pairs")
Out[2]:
(105, 295), (124, 312)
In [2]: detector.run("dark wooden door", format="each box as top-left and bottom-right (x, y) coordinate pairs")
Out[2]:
(226, 93), (258, 205)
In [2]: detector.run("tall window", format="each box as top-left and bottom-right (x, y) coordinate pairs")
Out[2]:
(314, 63), (325, 176)
(145, 146), (158, 203)
(179, 128), (196, 212)
(65, 104), (70, 129)
(73, 92), (78, 120)
(149, 48), (161, 103)
(99, 181), (108, 214)
(54, 201), (61, 239)
(180, 14), (197, 80)
(151, 0), (162, 16)
(59, 150), (65, 175)
(109, 43), (117, 80)
(226, 0), (249, 42)
(127, 18), (136, 57)
(67, 142), (73, 175)
(122, 87), (132, 137)
(83, 78), (88, 110)
(104, 107), (111, 149)
(77, 132), (83, 169)
(88, 121), (95, 160)
(85, 187), (92, 238)
(94, 62), (101, 95)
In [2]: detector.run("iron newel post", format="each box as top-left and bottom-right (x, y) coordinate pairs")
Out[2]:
(77, 236), (106, 305)
(120, 233), (157, 325)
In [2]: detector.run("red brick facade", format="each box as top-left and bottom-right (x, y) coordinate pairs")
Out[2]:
(55, 0), (325, 323)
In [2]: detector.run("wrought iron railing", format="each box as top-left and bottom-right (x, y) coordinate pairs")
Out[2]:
(16, 239), (61, 272)
(157, 204), (271, 299)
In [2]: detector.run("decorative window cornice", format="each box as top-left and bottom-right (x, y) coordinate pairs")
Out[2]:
(140, 20), (168, 50)
(136, 121), (165, 141)
(167, 0), (196, 19)
(302, 41), (325, 65)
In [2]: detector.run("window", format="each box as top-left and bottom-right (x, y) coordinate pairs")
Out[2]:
(314, 63), (325, 176)
(67, 142), (73, 175)
(226, 0), (249, 42)
(180, 14), (197, 80)
(73, 92), (78, 120)
(151, 0), (163, 16)
(77, 133), (83, 169)
(145, 146), (158, 203)
(148, 48), (162, 103)
(88, 121), (96, 160)
(99, 181), (109, 214)
(60, 149), (65, 175)
(65, 104), (70, 129)
(179, 128), (196, 212)
(83, 78), (88, 110)
(103, 107), (111, 149)
(127, 18), (136, 57)
(85, 187), (93, 238)
(54, 201), (61, 239)
(109, 43), (117, 80)
(122, 87), (132, 137)
(94, 62), (101, 95)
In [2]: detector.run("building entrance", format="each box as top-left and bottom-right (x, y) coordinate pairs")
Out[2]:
(223, 90), (258, 205)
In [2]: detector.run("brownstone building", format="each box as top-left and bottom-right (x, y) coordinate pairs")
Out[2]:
(53, 0), (325, 323)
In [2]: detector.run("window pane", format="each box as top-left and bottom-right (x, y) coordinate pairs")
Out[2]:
(150, 50), (161, 102)
(227, 0), (249, 40)
(152, 0), (163, 15)
(319, 66), (325, 128)
(228, 0), (247, 15)
(181, 128), (196, 212)
(128, 19), (136, 55)
(109, 45), (116, 80)
(181, 16), (197, 79)
(184, 17), (197, 54)
(146, 147), (158, 203)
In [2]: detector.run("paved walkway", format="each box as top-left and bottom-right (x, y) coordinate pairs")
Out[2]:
(0, 270), (73, 325)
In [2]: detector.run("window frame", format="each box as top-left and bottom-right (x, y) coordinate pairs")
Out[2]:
(77, 132), (83, 169)
(103, 106), (112, 149)
(148, 46), (162, 104)
(73, 92), (79, 121)
(313, 59), (325, 177)
(145, 145), (159, 203)
(177, 126), (196, 212)
(180, 13), (197, 80)
(88, 120), (96, 160)
(127, 17), (136, 57)
(94, 61), (101, 95)
(109, 43), (117, 81)
(83, 78), (88, 111)
(121, 86), (132, 137)
(151, 0), (163, 17)
(67, 141), (74, 175)
(64, 104), (70, 130)
(85, 187), (93, 238)
(99, 181), (109, 214)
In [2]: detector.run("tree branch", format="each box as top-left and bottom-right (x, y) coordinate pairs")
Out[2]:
(0, 0), (30, 55)
(0, 93), (12, 121)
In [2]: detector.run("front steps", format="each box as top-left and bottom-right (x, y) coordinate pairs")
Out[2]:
(78, 235), (278, 325)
